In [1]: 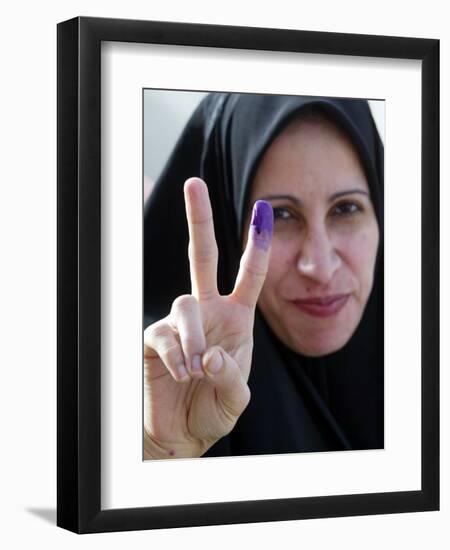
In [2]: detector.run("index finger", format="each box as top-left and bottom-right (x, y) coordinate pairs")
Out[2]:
(231, 201), (273, 308)
(184, 177), (219, 300)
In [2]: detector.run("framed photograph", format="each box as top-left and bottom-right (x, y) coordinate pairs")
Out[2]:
(57, 16), (439, 533)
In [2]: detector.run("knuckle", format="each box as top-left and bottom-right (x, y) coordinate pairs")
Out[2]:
(197, 288), (217, 301)
(160, 341), (183, 363)
(172, 294), (197, 313)
(244, 260), (267, 280)
(182, 335), (202, 352)
(144, 320), (169, 349)
(148, 321), (171, 341)
(144, 321), (183, 366)
(191, 213), (214, 227)
(189, 243), (218, 265)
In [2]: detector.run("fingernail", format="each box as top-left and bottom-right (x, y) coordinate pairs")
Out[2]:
(177, 365), (189, 381)
(251, 200), (273, 251)
(191, 355), (203, 376)
(205, 349), (223, 375)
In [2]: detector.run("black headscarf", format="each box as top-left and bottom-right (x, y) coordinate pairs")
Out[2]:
(144, 92), (384, 456)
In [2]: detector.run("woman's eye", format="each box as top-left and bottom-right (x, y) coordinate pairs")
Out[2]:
(273, 207), (294, 220)
(331, 201), (362, 217)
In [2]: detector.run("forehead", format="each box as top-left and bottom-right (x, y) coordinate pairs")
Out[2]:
(250, 112), (369, 196)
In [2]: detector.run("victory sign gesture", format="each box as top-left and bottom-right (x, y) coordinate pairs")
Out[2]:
(144, 177), (273, 459)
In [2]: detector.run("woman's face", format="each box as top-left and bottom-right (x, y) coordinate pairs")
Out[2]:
(244, 114), (380, 357)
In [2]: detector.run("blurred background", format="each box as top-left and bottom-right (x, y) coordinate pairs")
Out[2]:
(143, 89), (385, 202)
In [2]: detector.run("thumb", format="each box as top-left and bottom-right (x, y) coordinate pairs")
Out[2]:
(202, 346), (251, 420)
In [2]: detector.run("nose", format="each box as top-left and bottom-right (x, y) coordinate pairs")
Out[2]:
(296, 225), (341, 285)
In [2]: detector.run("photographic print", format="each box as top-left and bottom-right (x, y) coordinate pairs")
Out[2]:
(143, 90), (385, 460)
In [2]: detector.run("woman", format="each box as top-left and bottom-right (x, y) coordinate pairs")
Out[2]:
(143, 93), (384, 459)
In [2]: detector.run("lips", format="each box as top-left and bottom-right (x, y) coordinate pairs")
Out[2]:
(291, 294), (350, 318)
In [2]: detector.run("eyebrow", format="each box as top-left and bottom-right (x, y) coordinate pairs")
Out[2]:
(259, 189), (370, 205)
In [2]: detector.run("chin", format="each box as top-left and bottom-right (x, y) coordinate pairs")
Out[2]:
(260, 300), (364, 358)
(288, 306), (366, 357)
(288, 328), (355, 358)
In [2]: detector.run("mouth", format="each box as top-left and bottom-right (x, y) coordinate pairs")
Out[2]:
(291, 294), (350, 318)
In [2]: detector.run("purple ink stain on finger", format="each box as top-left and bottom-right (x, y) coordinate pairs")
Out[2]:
(251, 200), (273, 251)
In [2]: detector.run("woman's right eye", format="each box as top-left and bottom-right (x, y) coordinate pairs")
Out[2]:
(273, 207), (294, 221)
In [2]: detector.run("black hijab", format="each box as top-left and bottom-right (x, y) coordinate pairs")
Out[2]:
(144, 92), (384, 456)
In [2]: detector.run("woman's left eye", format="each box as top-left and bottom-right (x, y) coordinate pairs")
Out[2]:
(331, 201), (362, 217)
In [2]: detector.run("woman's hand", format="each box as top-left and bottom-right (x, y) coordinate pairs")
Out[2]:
(144, 177), (273, 459)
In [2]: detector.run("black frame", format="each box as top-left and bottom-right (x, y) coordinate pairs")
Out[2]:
(57, 16), (439, 533)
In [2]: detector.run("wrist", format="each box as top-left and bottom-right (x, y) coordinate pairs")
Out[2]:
(143, 429), (172, 459)
(143, 428), (209, 460)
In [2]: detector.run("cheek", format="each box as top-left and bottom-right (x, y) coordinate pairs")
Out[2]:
(340, 227), (379, 290)
(260, 242), (295, 298)
(267, 241), (297, 280)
